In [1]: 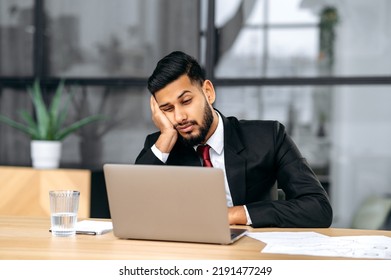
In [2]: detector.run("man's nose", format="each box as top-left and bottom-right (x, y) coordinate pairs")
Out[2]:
(174, 107), (187, 123)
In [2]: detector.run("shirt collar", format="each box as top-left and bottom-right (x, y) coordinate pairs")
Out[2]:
(194, 110), (224, 155)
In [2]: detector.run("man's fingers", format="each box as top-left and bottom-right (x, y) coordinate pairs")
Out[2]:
(150, 95), (158, 113)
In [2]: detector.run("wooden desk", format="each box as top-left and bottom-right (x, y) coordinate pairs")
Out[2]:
(0, 166), (91, 218)
(1, 216), (391, 260)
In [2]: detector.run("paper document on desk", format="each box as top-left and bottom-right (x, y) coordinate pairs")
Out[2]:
(76, 220), (113, 235)
(246, 232), (391, 259)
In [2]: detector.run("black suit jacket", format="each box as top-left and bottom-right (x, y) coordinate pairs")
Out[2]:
(135, 112), (333, 228)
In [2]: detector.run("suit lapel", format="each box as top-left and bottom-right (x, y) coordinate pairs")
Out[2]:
(221, 114), (247, 206)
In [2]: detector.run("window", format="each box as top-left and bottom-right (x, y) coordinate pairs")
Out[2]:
(1, 0), (391, 228)
(215, 0), (319, 78)
(0, 0), (34, 76)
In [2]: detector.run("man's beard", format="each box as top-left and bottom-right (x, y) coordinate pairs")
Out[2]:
(177, 102), (214, 147)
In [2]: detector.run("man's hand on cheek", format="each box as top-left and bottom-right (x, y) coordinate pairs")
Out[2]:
(150, 96), (175, 131)
(150, 96), (178, 153)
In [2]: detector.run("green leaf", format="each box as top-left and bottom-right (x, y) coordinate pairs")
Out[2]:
(55, 115), (106, 140)
(56, 88), (74, 136)
(28, 79), (50, 139)
(20, 110), (39, 138)
(0, 115), (35, 136)
(49, 80), (65, 137)
(20, 110), (35, 127)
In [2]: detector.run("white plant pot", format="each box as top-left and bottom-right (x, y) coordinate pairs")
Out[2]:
(31, 140), (62, 169)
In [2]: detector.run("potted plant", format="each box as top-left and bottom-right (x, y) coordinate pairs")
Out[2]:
(0, 79), (105, 169)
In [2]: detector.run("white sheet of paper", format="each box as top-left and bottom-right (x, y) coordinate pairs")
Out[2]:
(246, 232), (391, 259)
(75, 220), (113, 235)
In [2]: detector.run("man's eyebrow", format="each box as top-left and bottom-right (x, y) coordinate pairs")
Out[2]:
(159, 90), (191, 108)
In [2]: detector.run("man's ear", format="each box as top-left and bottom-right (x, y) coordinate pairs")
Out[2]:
(203, 80), (216, 104)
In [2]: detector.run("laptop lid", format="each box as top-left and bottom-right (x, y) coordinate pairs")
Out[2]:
(103, 164), (246, 244)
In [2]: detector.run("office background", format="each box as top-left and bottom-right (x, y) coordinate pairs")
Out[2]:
(1, 0), (391, 229)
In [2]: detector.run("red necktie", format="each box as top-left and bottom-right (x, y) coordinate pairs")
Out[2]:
(197, 145), (213, 167)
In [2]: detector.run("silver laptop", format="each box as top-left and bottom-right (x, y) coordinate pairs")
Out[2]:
(103, 164), (247, 244)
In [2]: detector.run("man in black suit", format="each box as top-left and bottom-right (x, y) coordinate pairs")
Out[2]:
(135, 51), (333, 228)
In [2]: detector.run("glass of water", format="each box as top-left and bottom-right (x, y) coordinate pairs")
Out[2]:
(49, 190), (80, 237)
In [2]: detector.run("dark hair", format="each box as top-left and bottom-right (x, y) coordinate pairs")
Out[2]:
(147, 51), (206, 94)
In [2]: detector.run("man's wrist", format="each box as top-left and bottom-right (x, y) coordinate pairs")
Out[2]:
(243, 205), (253, 225)
(154, 131), (177, 153)
(228, 206), (248, 225)
(151, 144), (169, 163)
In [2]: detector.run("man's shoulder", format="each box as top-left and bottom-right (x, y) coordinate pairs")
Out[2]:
(223, 116), (288, 144)
(225, 116), (282, 131)
(144, 131), (161, 143)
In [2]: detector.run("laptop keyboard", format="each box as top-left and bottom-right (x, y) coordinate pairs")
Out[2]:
(230, 228), (247, 239)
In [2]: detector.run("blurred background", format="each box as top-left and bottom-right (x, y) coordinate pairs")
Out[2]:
(1, 0), (391, 228)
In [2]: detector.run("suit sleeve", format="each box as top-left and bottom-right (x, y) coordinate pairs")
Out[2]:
(246, 122), (333, 228)
(134, 133), (165, 165)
